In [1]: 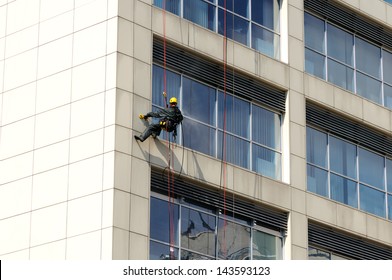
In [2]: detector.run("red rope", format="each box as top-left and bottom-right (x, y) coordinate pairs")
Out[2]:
(222, 0), (228, 260)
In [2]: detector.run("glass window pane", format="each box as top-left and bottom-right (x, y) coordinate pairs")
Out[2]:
(181, 207), (216, 257)
(252, 24), (279, 59)
(383, 50), (392, 84)
(304, 13), (325, 53)
(150, 241), (179, 260)
(217, 219), (250, 259)
(183, 78), (216, 126)
(388, 194), (392, 221)
(387, 159), (392, 193)
(329, 136), (356, 179)
(308, 247), (331, 260)
(181, 249), (214, 260)
(184, 0), (215, 31)
(218, 92), (250, 138)
(327, 59), (354, 91)
(183, 118), (216, 157)
(218, 9), (249, 46)
(152, 66), (181, 107)
(307, 165), (328, 197)
(356, 37), (381, 79)
(252, 144), (281, 180)
(330, 174), (358, 208)
(218, 0), (249, 18)
(153, 0), (180, 15)
(253, 230), (282, 260)
(218, 132), (250, 169)
(306, 127), (328, 168)
(359, 148), (385, 190)
(327, 24), (353, 65)
(360, 184), (386, 218)
(384, 84), (392, 109)
(252, 105), (281, 150)
(305, 48), (326, 79)
(356, 72), (382, 104)
(251, 0), (277, 30)
(150, 197), (179, 245)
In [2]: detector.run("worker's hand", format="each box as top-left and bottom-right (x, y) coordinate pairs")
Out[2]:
(139, 114), (144, 120)
(162, 91), (167, 98)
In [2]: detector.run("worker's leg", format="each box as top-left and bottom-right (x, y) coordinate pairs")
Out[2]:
(134, 124), (161, 142)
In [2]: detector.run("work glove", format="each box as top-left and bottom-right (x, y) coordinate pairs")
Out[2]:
(139, 114), (148, 120)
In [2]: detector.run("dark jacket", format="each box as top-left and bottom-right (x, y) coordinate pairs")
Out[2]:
(146, 106), (183, 133)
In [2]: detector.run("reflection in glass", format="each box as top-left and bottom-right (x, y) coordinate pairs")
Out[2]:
(181, 249), (214, 260)
(306, 127), (327, 168)
(217, 219), (250, 260)
(218, 9), (249, 46)
(384, 84), (392, 110)
(356, 72), (382, 104)
(218, 132), (250, 169)
(184, 0), (215, 31)
(150, 241), (179, 260)
(181, 207), (216, 257)
(330, 174), (358, 208)
(182, 118), (216, 157)
(252, 104), (281, 150)
(327, 24), (353, 65)
(387, 159), (392, 193)
(150, 197), (179, 245)
(327, 59), (354, 91)
(253, 230), (282, 260)
(356, 37), (381, 79)
(218, 0), (249, 18)
(152, 66), (181, 107)
(308, 247), (331, 260)
(383, 50), (392, 85)
(252, 144), (281, 180)
(359, 148), (385, 190)
(252, 24), (278, 59)
(329, 136), (356, 179)
(307, 165), (328, 197)
(154, 0), (180, 15)
(304, 13), (325, 53)
(305, 48), (326, 79)
(360, 184), (386, 218)
(388, 195), (392, 221)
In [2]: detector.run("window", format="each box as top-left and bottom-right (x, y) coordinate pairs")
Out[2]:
(150, 194), (283, 260)
(152, 65), (282, 180)
(304, 12), (392, 109)
(153, 0), (281, 59)
(306, 126), (392, 219)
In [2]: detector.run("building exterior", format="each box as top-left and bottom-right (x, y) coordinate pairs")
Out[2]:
(0, 0), (392, 260)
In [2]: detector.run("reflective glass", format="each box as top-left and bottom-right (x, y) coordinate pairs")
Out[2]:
(218, 9), (249, 46)
(327, 24), (353, 65)
(359, 184), (386, 218)
(218, 92), (250, 138)
(182, 118), (216, 157)
(330, 174), (358, 208)
(181, 250), (214, 260)
(217, 219), (251, 260)
(327, 59), (354, 91)
(388, 194), (392, 221)
(304, 13), (325, 53)
(359, 148), (385, 190)
(252, 230), (282, 260)
(387, 159), (392, 193)
(218, 0), (249, 17)
(150, 197), (179, 245)
(181, 207), (216, 257)
(356, 37), (381, 79)
(356, 72), (382, 104)
(386, 0), (392, 4)
(384, 84), (392, 110)
(329, 136), (356, 179)
(251, 0), (277, 30)
(218, 132), (250, 169)
(252, 104), (280, 149)
(154, 0), (180, 15)
(307, 165), (328, 197)
(152, 66), (181, 107)
(252, 144), (281, 180)
(183, 77), (216, 126)
(150, 241), (179, 260)
(184, 0), (215, 31)
(252, 24), (279, 59)
(383, 50), (392, 85)
(308, 247), (331, 260)
(306, 127), (328, 168)
(305, 48), (326, 79)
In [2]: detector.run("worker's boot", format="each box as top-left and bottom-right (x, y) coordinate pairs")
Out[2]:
(134, 135), (145, 142)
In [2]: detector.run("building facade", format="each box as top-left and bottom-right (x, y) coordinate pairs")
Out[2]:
(0, 0), (392, 260)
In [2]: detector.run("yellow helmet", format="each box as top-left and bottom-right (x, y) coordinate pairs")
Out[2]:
(169, 97), (177, 104)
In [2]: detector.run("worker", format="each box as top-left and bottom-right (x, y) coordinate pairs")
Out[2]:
(135, 96), (183, 142)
